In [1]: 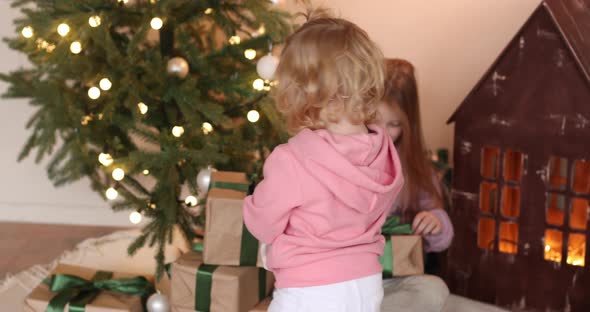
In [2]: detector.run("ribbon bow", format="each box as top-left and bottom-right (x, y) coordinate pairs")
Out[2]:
(380, 217), (413, 278)
(45, 272), (154, 312)
(381, 216), (413, 235)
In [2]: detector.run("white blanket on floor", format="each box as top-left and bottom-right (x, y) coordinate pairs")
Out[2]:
(0, 229), (506, 312)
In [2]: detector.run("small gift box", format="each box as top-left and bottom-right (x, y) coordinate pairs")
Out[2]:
(170, 251), (274, 312)
(379, 217), (424, 277)
(203, 171), (263, 267)
(24, 264), (154, 312)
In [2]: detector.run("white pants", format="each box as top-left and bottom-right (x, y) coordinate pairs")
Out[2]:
(268, 274), (383, 312)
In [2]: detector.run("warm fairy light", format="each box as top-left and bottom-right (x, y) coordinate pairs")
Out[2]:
(185, 195), (198, 207)
(57, 23), (70, 37)
(98, 153), (114, 166)
(150, 17), (163, 30)
(99, 78), (112, 91)
(129, 211), (142, 224)
(138, 102), (148, 115)
(88, 87), (101, 99)
(143, 169), (149, 175)
(252, 78), (264, 91)
(202, 122), (213, 135)
(105, 187), (118, 200)
(247, 110), (260, 123)
(204, 8), (213, 14)
(22, 26), (34, 38)
(244, 49), (257, 60)
(80, 115), (91, 125)
(70, 41), (82, 54)
(112, 168), (125, 181)
(172, 126), (185, 137)
(88, 16), (101, 27)
(545, 245), (551, 252)
(228, 35), (241, 45)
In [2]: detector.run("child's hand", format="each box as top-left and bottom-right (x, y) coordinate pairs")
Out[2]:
(412, 211), (442, 236)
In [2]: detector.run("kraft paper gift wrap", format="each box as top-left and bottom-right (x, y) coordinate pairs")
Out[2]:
(24, 263), (153, 312)
(170, 251), (274, 312)
(203, 171), (263, 267)
(379, 217), (424, 277)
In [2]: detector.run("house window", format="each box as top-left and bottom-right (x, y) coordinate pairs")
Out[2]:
(482, 147), (500, 179)
(478, 147), (524, 255)
(544, 157), (589, 267)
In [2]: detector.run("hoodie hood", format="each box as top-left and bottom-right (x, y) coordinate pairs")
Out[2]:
(287, 124), (404, 213)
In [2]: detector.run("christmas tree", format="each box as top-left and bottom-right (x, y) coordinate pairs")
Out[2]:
(1, 0), (290, 277)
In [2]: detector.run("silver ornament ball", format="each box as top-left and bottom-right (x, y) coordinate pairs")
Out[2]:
(147, 293), (170, 312)
(197, 166), (215, 195)
(167, 57), (190, 79)
(256, 54), (279, 80)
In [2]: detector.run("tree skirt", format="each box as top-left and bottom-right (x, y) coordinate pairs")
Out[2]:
(0, 229), (506, 312)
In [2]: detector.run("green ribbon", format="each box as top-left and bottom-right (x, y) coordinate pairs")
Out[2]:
(195, 264), (218, 312)
(192, 241), (204, 253)
(209, 178), (259, 266)
(240, 224), (259, 266)
(44, 271), (154, 312)
(379, 217), (413, 278)
(209, 181), (250, 193)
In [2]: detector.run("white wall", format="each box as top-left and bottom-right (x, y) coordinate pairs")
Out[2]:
(280, 0), (542, 153)
(0, 3), (135, 226)
(0, 1), (541, 225)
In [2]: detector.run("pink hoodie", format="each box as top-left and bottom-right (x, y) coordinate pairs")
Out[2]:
(243, 125), (404, 288)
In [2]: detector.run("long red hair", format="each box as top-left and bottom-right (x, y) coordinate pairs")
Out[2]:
(383, 59), (441, 219)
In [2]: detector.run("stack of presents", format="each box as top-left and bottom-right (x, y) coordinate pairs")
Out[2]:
(23, 171), (424, 312)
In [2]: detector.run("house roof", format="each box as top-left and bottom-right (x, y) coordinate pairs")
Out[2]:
(447, 0), (590, 124)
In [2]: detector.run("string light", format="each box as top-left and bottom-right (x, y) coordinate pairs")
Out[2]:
(36, 38), (55, 52)
(99, 78), (112, 91)
(185, 195), (198, 207)
(21, 26), (34, 38)
(105, 187), (118, 200)
(202, 122), (213, 135)
(204, 8), (213, 14)
(138, 102), (148, 114)
(57, 23), (70, 37)
(244, 49), (256, 60)
(172, 126), (185, 137)
(70, 41), (82, 54)
(545, 245), (551, 252)
(129, 211), (142, 224)
(142, 169), (150, 175)
(257, 25), (266, 35)
(81, 115), (92, 125)
(247, 110), (260, 123)
(228, 35), (241, 45)
(252, 78), (264, 91)
(88, 16), (101, 27)
(150, 17), (163, 30)
(98, 153), (113, 166)
(112, 168), (125, 181)
(118, 0), (129, 3)
(88, 87), (101, 100)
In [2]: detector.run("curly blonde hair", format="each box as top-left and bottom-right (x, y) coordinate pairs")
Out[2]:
(275, 9), (385, 134)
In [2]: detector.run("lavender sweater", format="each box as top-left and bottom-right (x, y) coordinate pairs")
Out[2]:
(391, 185), (454, 252)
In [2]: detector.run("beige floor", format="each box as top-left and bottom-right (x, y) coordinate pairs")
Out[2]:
(0, 222), (125, 277)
